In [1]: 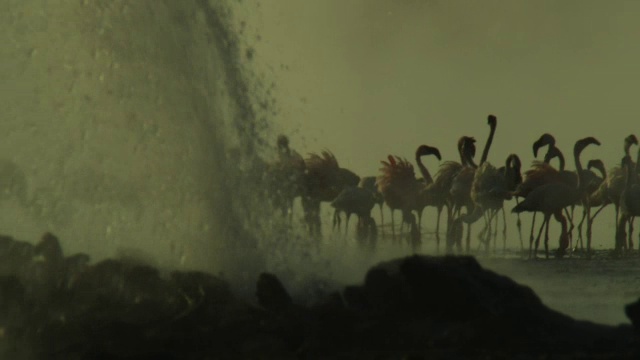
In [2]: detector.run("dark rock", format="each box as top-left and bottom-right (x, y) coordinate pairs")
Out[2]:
(34, 232), (64, 264)
(256, 272), (293, 314)
(342, 285), (368, 311)
(344, 255), (638, 356)
(67, 259), (187, 325)
(0, 235), (34, 275)
(626, 299), (640, 330)
(0, 275), (29, 330)
(63, 252), (91, 287)
(0, 232), (637, 359)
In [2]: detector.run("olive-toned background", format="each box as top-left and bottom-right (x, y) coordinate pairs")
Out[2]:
(248, 0), (640, 249)
(2, 0), (639, 325)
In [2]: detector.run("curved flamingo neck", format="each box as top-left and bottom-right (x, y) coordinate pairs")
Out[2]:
(595, 164), (607, 179)
(466, 150), (478, 169)
(624, 156), (636, 190)
(507, 154), (522, 178)
(544, 146), (565, 171)
(504, 156), (511, 171)
(458, 142), (467, 166)
(624, 138), (635, 157)
(555, 148), (566, 171)
(415, 154), (434, 184)
(508, 154), (521, 170)
(574, 143), (587, 191)
(480, 124), (496, 165)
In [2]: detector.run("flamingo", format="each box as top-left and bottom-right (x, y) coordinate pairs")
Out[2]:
(512, 137), (601, 259)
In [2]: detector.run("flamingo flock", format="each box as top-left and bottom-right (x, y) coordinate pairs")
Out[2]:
(264, 115), (640, 259)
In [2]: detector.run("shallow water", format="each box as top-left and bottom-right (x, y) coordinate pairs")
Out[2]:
(480, 253), (640, 326)
(282, 207), (640, 327)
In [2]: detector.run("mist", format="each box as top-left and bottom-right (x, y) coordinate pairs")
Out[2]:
(0, 0), (276, 279)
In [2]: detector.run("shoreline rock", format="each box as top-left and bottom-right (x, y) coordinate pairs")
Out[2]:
(0, 233), (637, 359)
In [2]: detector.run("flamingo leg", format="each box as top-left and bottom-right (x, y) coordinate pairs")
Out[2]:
(628, 216), (635, 250)
(435, 206), (442, 251)
(464, 205), (472, 254)
(533, 214), (547, 260)
(554, 210), (569, 258)
(590, 203), (608, 222)
(379, 204), (384, 235)
(391, 207), (396, 242)
(544, 213), (552, 259)
(444, 203), (454, 253)
(501, 206), (508, 253)
(466, 222), (472, 254)
(479, 211), (489, 251)
(515, 197), (523, 251)
(485, 209), (492, 248)
(447, 216), (463, 254)
(481, 209), (491, 253)
(529, 212), (538, 258)
(564, 207), (575, 249)
(332, 210), (340, 232)
(487, 208), (496, 253)
(490, 208), (499, 254)
(493, 208), (499, 254)
(444, 204), (452, 242)
(586, 202), (609, 258)
(585, 203), (593, 255)
(616, 213), (628, 253)
(476, 211), (488, 253)
(417, 208), (424, 238)
(615, 204), (624, 250)
(586, 215), (594, 257)
(577, 207), (587, 251)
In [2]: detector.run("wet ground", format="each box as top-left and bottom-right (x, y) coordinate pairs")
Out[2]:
(296, 219), (640, 327)
(480, 251), (640, 326)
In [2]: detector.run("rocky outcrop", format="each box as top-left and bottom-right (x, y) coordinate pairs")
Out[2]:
(0, 233), (638, 359)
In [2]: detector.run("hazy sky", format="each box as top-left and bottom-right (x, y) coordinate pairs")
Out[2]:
(241, 0), (640, 178)
(223, 0), (640, 252)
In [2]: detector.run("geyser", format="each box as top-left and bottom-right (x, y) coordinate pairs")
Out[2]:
(0, 0), (273, 281)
